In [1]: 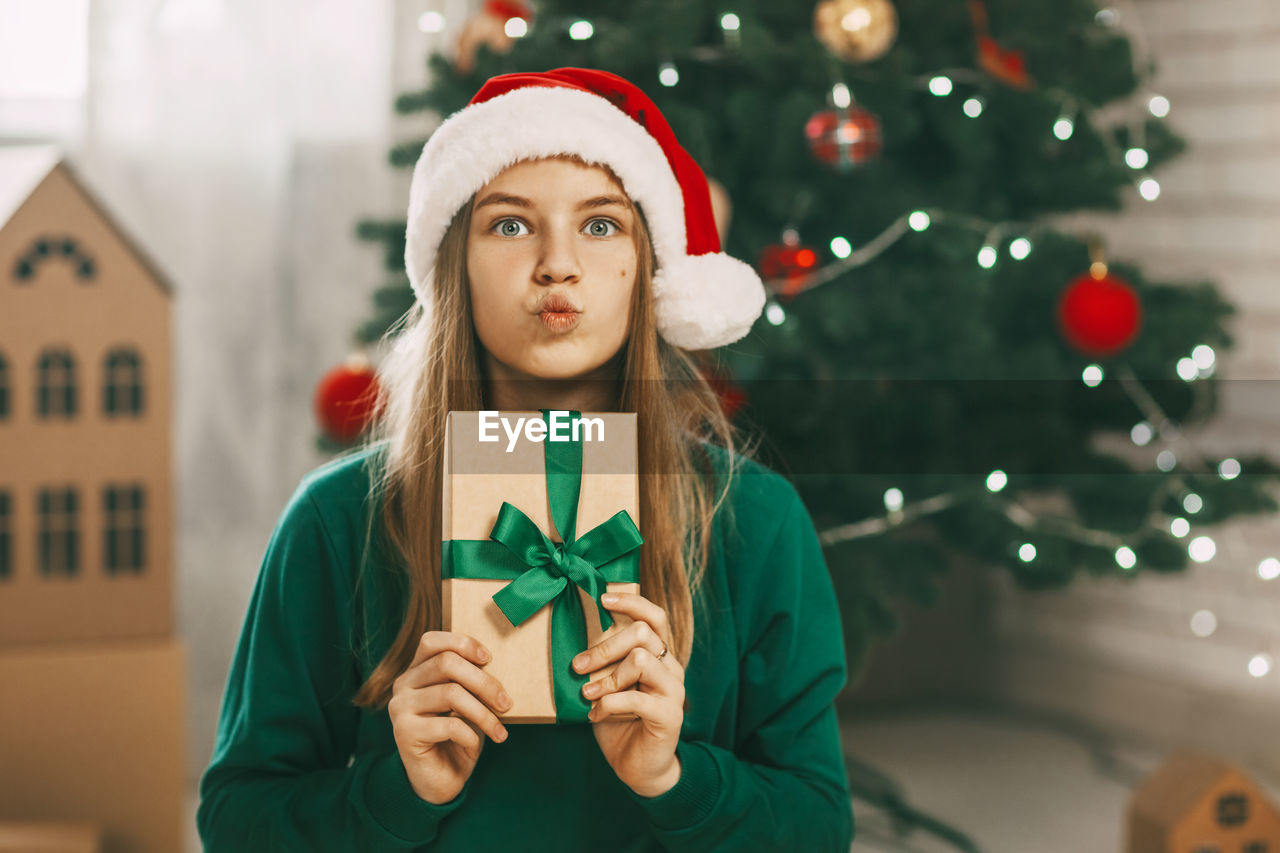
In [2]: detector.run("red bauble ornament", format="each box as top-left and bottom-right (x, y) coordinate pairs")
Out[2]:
(315, 356), (383, 443)
(758, 243), (819, 300)
(804, 106), (882, 171)
(1057, 269), (1142, 357)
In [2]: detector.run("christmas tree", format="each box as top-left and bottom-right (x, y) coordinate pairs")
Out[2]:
(352, 0), (1280, 685)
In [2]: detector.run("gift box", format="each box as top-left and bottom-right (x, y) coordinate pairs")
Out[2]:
(442, 409), (643, 724)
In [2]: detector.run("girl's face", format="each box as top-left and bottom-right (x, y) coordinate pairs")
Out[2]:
(466, 157), (638, 384)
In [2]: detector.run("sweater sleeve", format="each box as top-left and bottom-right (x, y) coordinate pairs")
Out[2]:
(196, 484), (468, 851)
(626, 483), (855, 851)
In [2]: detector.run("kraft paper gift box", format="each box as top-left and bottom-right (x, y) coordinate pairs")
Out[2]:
(442, 409), (643, 725)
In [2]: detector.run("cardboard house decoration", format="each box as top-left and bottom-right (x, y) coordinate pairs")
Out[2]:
(1127, 750), (1280, 853)
(0, 145), (185, 853)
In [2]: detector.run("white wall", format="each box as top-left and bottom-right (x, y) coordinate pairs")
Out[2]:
(990, 0), (1280, 775)
(53, 0), (461, 782)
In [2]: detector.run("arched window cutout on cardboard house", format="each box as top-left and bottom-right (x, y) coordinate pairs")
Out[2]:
(36, 348), (77, 419)
(103, 347), (144, 417)
(38, 486), (79, 577)
(104, 484), (146, 575)
(12, 235), (97, 282)
(0, 350), (9, 419)
(0, 490), (11, 581)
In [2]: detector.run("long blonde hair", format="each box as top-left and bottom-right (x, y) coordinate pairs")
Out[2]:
(351, 155), (755, 709)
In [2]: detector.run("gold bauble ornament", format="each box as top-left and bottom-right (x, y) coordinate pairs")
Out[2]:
(813, 0), (898, 64)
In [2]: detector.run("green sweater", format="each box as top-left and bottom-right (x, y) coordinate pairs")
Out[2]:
(197, 442), (854, 851)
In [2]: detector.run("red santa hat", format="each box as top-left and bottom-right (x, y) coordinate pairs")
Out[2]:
(404, 67), (766, 350)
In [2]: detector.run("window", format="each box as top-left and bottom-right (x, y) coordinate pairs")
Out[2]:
(37, 486), (79, 577)
(13, 236), (96, 282)
(36, 348), (76, 418)
(1216, 791), (1248, 827)
(103, 484), (146, 575)
(0, 350), (9, 418)
(103, 348), (144, 416)
(0, 490), (11, 580)
(0, 0), (90, 141)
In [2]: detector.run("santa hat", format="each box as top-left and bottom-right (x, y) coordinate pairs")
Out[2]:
(404, 67), (766, 350)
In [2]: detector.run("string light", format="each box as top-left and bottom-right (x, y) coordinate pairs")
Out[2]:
(963, 97), (984, 118)
(1138, 177), (1161, 201)
(1115, 546), (1137, 569)
(977, 245), (997, 268)
(1018, 543), (1037, 562)
(1082, 365), (1104, 387)
(986, 470), (1008, 492)
(1008, 237), (1032, 260)
(883, 488), (905, 512)
(719, 12), (740, 30)
(830, 237), (852, 258)
(1156, 450), (1176, 471)
(1124, 148), (1149, 169)
(1218, 458), (1241, 480)
(831, 82), (851, 109)
(1130, 421), (1154, 446)
(504, 17), (527, 37)
(569, 19), (594, 40)
(1053, 115), (1075, 141)
(1148, 94), (1170, 117)
(908, 211), (931, 231)
(1191, 344), (1216, 370)
(764, 302), (786, 325)
(1182, 493), (1203, 514)
(1188, 536), (1216, 563)
(1170, 517), (1190, 538)
(1176, 357), (1198, 382)
(1248, 653), (1272, 678)
(418, 11), (445, 32)
(928, 75), (953, 96)
(1190, 609), (1217, 637)
(658, 61), (679, 87)
(1259, 558), (1280, 580)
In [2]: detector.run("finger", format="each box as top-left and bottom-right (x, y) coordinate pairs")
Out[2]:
(412, 714), (483, 752)
(574, 616), (666, 675)
(410, 682), (509, 743)
(591, 689), (680, 730)
(600, 592), (671, 646)
(584, 645), (684, 704)
(409, 631), (491, 671)
(400, 650), (512, 718)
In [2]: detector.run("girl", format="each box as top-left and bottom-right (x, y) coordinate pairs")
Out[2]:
(197, 67), (854, 851)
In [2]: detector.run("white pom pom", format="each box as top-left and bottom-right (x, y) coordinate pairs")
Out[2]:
(652, 253), (766, 349)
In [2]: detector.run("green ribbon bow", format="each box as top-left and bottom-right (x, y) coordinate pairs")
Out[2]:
(441, 409), (643, 723)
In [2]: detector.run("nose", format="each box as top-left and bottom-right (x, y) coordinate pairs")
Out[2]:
(534, 224), (582, 285)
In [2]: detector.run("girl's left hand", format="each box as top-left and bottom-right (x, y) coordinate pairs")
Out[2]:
(572, 591), (685, 798)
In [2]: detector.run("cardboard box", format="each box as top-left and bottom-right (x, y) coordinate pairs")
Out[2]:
(0, 822), (101, 853)
(0, 147), (175, 650)
(442, 410), (643, 724)
(0, 638), (186, 853)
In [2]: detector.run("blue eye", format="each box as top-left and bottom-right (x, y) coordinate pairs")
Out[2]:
(585, 218), (620, 237)
(492, 218), (529, 237)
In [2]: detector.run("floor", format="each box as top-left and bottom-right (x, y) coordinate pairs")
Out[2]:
(183, 707), (1280, 852)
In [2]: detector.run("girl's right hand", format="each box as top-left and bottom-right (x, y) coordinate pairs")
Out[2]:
(388, 631), (513, 805)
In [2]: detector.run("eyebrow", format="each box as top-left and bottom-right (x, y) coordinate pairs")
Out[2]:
(474, 193), (633, 212)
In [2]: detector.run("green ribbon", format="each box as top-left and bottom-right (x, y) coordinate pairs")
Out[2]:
(442, 409), (643, 723)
